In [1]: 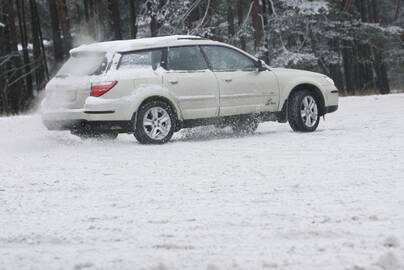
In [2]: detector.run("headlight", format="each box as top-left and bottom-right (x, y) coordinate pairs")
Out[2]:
(324, 76), (335, 85)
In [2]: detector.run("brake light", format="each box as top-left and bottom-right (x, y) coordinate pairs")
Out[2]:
(90, 81), (117, 97)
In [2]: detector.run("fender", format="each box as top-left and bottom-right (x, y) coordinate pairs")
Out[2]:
(126, 84), (184, 121)
(272, 69), (328, 112)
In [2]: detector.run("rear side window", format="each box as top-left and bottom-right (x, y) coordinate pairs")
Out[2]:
(119, 49), (164, 70)
(167, 46), (208, 71)
(201, 46), (257, 72)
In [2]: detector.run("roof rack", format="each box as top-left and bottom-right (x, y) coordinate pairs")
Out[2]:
(177, 37), (206, 41)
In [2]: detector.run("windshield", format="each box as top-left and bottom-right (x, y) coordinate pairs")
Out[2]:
(56, 52), (107, 77)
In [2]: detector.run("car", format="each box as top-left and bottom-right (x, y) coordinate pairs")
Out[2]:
(41, 35), (339, 144)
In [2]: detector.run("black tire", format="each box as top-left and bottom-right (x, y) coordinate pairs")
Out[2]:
(231, 115), (259, 134)
(71, 130), (118, 140)
(133, 100), (176, 144)
(287, 90), (320, 132)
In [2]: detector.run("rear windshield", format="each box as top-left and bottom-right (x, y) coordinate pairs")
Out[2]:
(56, 52), (108, 77)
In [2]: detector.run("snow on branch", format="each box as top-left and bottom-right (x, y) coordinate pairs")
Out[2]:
(271, 51), (317, 67)
(280, 0), (329, 15)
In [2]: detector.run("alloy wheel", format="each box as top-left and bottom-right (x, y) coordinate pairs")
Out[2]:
(143, 107), (172, 140)
(300, 96), (318, 128)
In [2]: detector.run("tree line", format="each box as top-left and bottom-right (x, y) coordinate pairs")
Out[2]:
(0, 0), (403, 115)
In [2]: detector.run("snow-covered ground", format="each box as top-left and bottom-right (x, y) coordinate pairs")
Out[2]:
(1, 94), (404, 270)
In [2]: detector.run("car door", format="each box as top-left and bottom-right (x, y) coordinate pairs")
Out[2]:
(163, 46), (219, 120)
(201, 45), (279, 116)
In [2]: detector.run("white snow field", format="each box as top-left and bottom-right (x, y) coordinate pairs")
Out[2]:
(1, 94), (404, 270)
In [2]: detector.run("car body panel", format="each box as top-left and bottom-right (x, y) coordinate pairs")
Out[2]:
(163, 69), (220, 119)
(215, 69), (279, 116)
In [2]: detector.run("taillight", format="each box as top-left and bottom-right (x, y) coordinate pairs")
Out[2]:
(90, 81), (117, 97)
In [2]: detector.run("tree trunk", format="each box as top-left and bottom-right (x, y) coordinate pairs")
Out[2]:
(262, 0), (270, 63)
(226, 0), (235, 39)
(75, 3), (82, 23)
(0, 2), (3, 113)
(237, 0), (246, 50)
(30, 0), (42, 90)
(108, 0), (122, 40)
(342, 40), (356, 95)
(56, 0), (72, 55)
(370, 0), (379, 23)
(128, 0), (138, 39)
(148, 1), (159, 37)
(48, 0), (64, 63)
(30, 0), (48, 90)
(150, 16), (158, 37)
(37, 3), (49, 81)
(374, 52), (390, 94)
(252, 0), (263, 51)
(3, 0), (19, 53)
(16, 0), (33, 108)
(395, 0), (401, 20)
(351, 38), (361, 94)
(359, 0), (369, 22)
(1, 0), (21, 114)
(329, 38), (345, 95)
(370, 0), (390, 94)
(148, 0), (166, 37)
(83, 0), (90, 22)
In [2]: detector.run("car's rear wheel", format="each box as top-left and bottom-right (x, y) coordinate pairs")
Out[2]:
(133, 101), (176, 144)
(288, 90), (320, 132)
(232, 116), (259, 134)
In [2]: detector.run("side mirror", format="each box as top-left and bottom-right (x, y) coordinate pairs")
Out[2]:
(257, 59), (267, 72)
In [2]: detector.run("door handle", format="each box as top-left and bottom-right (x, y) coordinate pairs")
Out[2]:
(224, 78), (232, 83)
(169, 79), (178, 85)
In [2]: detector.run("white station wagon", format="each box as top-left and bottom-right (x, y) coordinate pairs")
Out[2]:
(42, 35), (339, 144)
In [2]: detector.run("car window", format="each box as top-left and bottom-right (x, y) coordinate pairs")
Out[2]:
(168, 46), (208, 71)
(56, 53), (106, 77)
(119, 49), (164, 70)
(201, 46), (257, 72)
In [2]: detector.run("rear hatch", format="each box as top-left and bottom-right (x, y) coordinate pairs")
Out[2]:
(45, 52), (109, 109)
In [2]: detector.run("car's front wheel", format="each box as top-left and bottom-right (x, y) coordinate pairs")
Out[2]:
(288, 90), (320, 132)
(133, 101), (176, 144)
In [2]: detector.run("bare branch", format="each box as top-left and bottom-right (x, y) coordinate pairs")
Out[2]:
(195, 0), (210, 30)
(7, 62), (42, 88)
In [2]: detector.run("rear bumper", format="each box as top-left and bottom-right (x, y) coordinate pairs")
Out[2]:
(41, 96), (133, 132)
(43, 119), (133, 133)
(41, 93), (134, 122)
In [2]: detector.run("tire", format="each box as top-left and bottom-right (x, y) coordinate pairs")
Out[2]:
(231, 115), (259, 134)
(71, 130), (118, 140)
(133, 101), (176, 144)
(287, 90), (320, 132)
